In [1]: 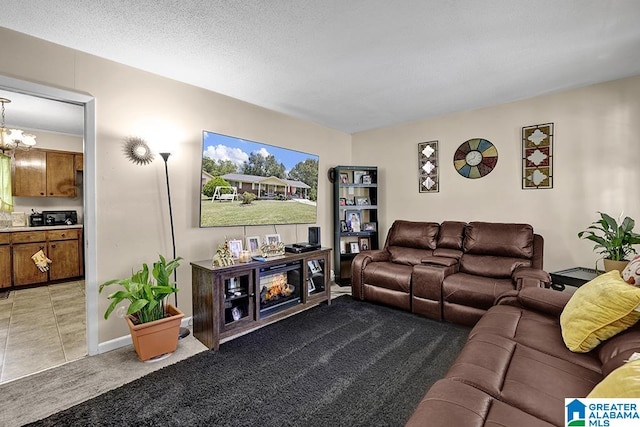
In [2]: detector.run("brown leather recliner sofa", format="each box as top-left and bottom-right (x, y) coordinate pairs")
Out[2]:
(351, 220), (550, 325)
(406, 286), (640, 426)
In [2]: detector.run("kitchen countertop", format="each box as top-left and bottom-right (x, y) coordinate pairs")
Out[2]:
(0, 224), (84, 233)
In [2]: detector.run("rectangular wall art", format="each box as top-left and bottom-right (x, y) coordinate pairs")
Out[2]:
(418, 141), (439, 193)
(522, 123), (553, 189)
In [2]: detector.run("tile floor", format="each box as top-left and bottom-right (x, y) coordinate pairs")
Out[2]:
(0, 281), (86, 383)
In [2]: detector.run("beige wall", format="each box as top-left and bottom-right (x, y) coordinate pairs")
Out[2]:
(0, 28), (351, 343)
(352, 75), (640, 272)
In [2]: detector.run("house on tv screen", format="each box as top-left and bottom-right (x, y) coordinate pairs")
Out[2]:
(220, 173), (311, 199)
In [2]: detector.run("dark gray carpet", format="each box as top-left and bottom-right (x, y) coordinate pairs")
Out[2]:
(29, 296), (470, 427)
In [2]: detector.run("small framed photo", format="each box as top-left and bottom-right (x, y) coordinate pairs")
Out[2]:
(339, 197), (347, 206)
(308, 260), (322, 274)
(231, 306), (243, 321)
(307, 278), (316, 294)
(265, 234), (281, 246)
(345, 198), (355, 206)
(363, 222), (377, 232)
(355, 197), (370, 206)
(346, 210), (361, 232)
(350, 242), (360, 254)
(339, 173), (349, 184)
(340, 220), (349, 232)
(246, 236), (261, 254)
(228, 239), (243, 259)
(353, 171), (366, 184)
(359, 237), (371, 251)
(362, 174), (372, 184)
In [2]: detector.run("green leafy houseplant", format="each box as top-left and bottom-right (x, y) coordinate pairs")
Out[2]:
(578, 212), (640, 262)
(99, 255), (182, 324)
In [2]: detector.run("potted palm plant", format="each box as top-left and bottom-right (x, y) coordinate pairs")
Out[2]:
(578, 212), (640, 272)
(99, 255), (184, 361)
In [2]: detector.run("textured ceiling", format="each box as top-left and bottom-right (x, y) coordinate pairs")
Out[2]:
(1, 1), (640, 134)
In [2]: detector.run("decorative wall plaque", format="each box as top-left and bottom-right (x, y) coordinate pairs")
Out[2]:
(418, 141), (439, 193)
(522, 123), (553, 189)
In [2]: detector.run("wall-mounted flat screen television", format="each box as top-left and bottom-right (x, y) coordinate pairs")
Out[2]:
(200, 131), (319, 227)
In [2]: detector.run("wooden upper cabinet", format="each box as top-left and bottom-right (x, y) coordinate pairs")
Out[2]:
(13, 149), (78, 197)
(13, 149), (46, 197)
(75, 153), (83, 171)
(46, 151), (76, 197)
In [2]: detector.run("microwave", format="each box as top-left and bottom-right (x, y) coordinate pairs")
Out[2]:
(41, 210), (78, 226)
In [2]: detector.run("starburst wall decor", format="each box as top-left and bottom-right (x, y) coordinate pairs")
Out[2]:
(522, 123), (553, 189)
(418, 141), (439, 193)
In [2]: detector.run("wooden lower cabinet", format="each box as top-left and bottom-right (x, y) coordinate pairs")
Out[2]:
(48, 239), (80, 281)
(0, 245), (11, 288)
(13, 242), (49, 286)
(5, 227), (83, 287)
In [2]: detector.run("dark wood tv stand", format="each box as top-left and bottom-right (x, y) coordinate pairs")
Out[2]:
(191, 248), (332, 350)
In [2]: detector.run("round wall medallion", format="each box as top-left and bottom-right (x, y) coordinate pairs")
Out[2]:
(123, 136), (155, 165)
(453, 138), (498, 179)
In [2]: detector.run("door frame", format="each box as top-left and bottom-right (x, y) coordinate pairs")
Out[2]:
(0, 74), (98, 355)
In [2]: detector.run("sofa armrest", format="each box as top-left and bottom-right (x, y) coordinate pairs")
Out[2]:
(512, 267), (551, 289)
(421, 256), (458, 267)
(351, 250), (389, 300)
(496, 286), (572, 317)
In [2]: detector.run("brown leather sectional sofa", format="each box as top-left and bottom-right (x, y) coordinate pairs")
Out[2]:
(406, 286), (640, 426)
(351, 220), (551, 325)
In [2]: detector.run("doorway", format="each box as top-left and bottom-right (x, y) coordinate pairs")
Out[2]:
(0, 75), (97, 383)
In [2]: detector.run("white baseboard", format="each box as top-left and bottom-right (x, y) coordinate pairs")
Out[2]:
(97, 316), (193, 354)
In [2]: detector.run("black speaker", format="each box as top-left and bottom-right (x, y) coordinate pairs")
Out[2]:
(308, 226), (320, 246)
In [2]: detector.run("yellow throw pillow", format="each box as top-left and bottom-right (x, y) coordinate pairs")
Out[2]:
(588, 359), (640, 398)
(560, 270), (640, 352)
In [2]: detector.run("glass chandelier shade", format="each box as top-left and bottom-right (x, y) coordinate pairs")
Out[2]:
(0, 98), (37, 153)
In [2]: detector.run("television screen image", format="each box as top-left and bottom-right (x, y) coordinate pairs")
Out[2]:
(200, 131), (319, 227)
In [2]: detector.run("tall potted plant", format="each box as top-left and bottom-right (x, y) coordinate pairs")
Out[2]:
(99, 255), (184, 361)
(578, 212), (640, 272)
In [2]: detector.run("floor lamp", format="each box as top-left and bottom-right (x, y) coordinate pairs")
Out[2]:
(160, 152), (190, 339)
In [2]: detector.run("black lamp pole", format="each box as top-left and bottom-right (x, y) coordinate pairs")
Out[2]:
(160, 152), (190, 339)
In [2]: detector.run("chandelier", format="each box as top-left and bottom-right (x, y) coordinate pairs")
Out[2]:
(0, 97), (36, 153)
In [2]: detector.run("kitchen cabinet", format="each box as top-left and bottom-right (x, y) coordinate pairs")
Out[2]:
(13, 149), (78, 197)
(75, 153), (83, 171)
(48, 229), (81, 280)
(5, 227), (83, 287)
(0, 234), (10, 288)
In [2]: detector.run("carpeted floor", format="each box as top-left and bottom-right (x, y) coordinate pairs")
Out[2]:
(28, 296), (470, 427)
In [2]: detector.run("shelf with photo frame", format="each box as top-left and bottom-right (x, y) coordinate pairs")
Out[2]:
(332, 165), (379, 286)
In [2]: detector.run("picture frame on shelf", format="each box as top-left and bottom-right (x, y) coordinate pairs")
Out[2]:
(308, 260), (322, 274)
(265, 234), (281, 246)
(345, 197), (355, 206)
(362, 174), (372, 184)
(339, 197), (347, 206)
(340, 220), (349, 232)
(358, 237), (371, 251)
(355, 197), (370, 206)
(246, 236), (261, 254)
(363, 222), (377, 232)
(353, 171), (366, 184)
(340, 240), (347, 254)
(345, 210), (361, 232)
(307, 278), (316, 294)
(339, 173), (349, 184)
(350, 242), (360, 253)
(228, 239), (243, 259)
(231, 306), (243, 321)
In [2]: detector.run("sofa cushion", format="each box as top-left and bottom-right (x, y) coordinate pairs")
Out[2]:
(406, 379), (557, 427)
(598, 323), (640, 376)
(470, 304), (601, 372)
(362, 261), (412, 293)
(445, 333), (601, 426)
(436, 220), (466, 250)
(460, 254), (531, 279)
(387, 220), (439, 249)
(588, 359), (640, 398)
(442, 273), (515, 310)
(560, 270), (640, 353)
(464, 222), (534, 259)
